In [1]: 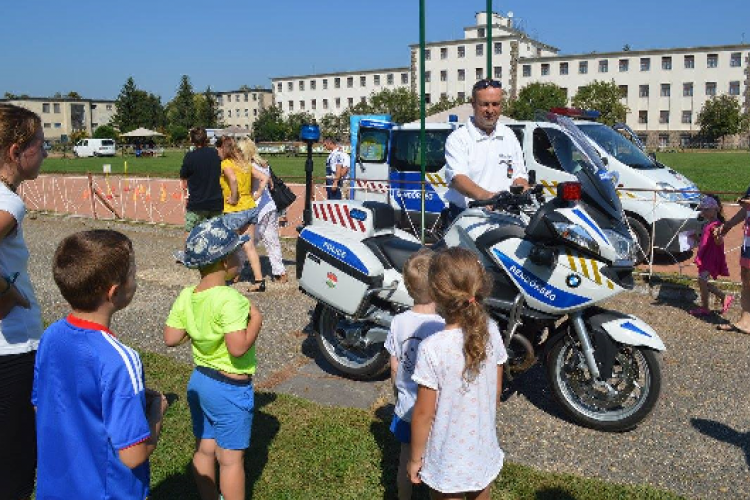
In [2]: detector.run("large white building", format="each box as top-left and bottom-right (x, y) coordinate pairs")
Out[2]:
(215, 87), (274, 132)
(272, 10), (750, 146)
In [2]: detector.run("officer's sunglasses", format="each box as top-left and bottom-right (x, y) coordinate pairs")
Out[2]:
(472, 79), (502, 91)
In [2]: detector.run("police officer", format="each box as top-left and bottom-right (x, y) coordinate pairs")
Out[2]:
(443, 79), (528, 225)
(324, 139), (350, 200)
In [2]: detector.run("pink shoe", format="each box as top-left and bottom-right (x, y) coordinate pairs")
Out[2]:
(721, 295), (735, 315)
(689, 307), (711, 317)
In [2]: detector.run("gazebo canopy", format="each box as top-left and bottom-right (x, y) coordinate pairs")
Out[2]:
(120, 127), (165, 138)
(219, 125), (252, 137)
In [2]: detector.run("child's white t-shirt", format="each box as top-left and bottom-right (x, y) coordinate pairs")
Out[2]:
(412, 320), (508, 494)
(384, 310), (445, 422)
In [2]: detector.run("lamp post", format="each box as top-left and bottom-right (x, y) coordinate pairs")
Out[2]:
(300, 123), (320, 227)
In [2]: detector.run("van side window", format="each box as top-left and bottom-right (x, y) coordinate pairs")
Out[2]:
(532, 128), (563, 171)
(390, 130), (451, 173)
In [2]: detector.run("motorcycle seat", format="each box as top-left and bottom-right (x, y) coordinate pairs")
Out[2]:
(364, 234), (424, 273)
(362, 201), (395, 230)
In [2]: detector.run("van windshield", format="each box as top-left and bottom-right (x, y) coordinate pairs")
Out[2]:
(390, 129), (451, 173)
(577, 123), (657, 170)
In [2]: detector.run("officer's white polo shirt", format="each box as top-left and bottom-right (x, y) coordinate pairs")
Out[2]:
(444, 117), (527, 208)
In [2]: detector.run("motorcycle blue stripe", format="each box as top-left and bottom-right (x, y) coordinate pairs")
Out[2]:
(620, 321), (653, 338)
(300, 230), (369, 274)
(492, 249), (589, 309)
(572, 208), (610, 244)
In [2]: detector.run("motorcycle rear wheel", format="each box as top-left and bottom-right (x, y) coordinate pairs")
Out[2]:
(547, 336), (662, 432)
(315, 305), (390, 380)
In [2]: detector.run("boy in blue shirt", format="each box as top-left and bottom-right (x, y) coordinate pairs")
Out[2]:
(32, 230), (167, 500)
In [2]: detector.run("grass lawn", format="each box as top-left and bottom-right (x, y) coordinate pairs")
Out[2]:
(656, 150), (750, 198)
(143, 350), (683, 499)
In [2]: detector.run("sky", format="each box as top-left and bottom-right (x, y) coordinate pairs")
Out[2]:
(2, 0), (749, 101)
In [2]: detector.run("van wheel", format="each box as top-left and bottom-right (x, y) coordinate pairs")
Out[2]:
(626, 215), (650, 264)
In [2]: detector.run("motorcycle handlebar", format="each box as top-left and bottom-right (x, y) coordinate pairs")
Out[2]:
(467, 184), (544, 209)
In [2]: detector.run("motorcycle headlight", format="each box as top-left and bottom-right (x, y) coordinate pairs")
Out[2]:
(552, 222), (600, 255)
(656, 182), (681, 202)
(603, 229), (636, 263)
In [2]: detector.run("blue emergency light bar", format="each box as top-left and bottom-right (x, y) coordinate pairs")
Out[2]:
(359, 119), (393, 130)
(550, 107), (601, 120)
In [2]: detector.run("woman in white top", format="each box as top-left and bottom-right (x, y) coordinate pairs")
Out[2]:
(0, 104), (46, 500)
(245, 139), (287, 283)
(408, 247), (507, 499)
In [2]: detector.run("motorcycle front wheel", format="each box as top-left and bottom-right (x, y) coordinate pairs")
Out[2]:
(315, 305), (390, 380)
(547, 336), (662, 432)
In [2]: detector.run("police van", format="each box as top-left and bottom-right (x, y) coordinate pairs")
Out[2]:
(350, 113), (700, 257)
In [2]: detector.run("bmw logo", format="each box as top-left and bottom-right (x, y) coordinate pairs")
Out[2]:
(566, 274), (582, 288)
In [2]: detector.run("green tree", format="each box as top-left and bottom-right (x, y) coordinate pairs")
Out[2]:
(508, 82), (568, 120)
(195, 86), (220, 129)
(319, 113), (348, 142)
(572, 80), (628, 125)
(93, 125), (118, 140)
(170, 75), (196, 130)
(167, 125), (189, 146)
(66, 91), (82, 99)
(253, 106), (289, 142)
(111, 77), (141, 133)
(427, 94), (467, 116)
(697, 95), (746, 145)
(367, 87), (420, 123)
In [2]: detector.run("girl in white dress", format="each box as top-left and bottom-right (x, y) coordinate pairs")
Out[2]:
(408, 247), (508, 499)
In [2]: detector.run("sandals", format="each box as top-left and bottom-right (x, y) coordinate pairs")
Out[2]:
(717, 323), (750, 335)
(246, 279), (266, 293)
(689, 307), (711, 317)
(273, 274), (288, 283)
(721, 295), (735, 315)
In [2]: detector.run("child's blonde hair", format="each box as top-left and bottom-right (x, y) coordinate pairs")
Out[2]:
(236, 138), (267, 173)
(403, 249), (434, 304)
(429, 248), (492, 382)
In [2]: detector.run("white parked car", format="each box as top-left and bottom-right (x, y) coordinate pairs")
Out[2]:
(73, 138), (116, 157)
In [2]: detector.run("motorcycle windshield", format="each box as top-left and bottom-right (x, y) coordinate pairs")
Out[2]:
(537, 112), (623, 221)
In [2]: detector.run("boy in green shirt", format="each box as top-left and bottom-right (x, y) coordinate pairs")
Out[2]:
(164, 218), (262, 500)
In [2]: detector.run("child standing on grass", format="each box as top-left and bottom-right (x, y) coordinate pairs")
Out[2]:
(408, 248), (508, 500)
(164, 217), (262, 500)
(33, 230), (168, 500)
(384, 249), (445, 500)
(691, 195), (733, 317)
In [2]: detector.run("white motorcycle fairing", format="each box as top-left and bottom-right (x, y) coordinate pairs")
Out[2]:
(594, 313), (666, 352)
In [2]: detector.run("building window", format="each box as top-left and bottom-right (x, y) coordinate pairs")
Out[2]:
(476, 44), (483, 56)
(287, 82), (293, 91)
(253, 92), (258, 100)
(599, 60), (608, 73)
(661, 84), (671, 97)
(54, 123), (61, 128)
(579, 61), (588, 74)
(253, 109), (257, 116)
(323, 79), (328, 89)
(494, 66), (502, 79)
(682, 111), (692, 124)
(458, 69), (465, 81)
(335, 97), (341, 109)
(730, 81), (741, 95)
(374, 74), (381, 85)
(658, 134), (669, 147)
(299, 81), (304, 91)
(387, 73), (394, 85)
(218, 96), (223, 105)
(360, 76), (366, 87)
(684, 55), (695, 69)
(43, 122), (51, 129)
(639, 85), (649, 98)
(244, 109), (249, 117)
(42, 103), (50, 113)
(287, 101), (293, 111)
(347, 77), (353, 88)
(523, 65), (531, 77)
(440, 70), (447, 82)
(360, 97), (366, 103)
(458, 45), (465, 58)
(680, 134), (691, 147)
(478, 27), (485, 38)
(425, 49), (431, 61)
(662, 56), (672, 70)
(707, 54), (718, 68)
(441, 92), (447, 100)
(334, 77), (341, 89)
(54, 103), (61, 113)
(440, 47), (448, 59)
(541, 64), (550, 76)
(476, 68), (483, 80)
(706, 82), (717, 96)
(640, 58), (650, 71)
(458, 91), (465, 100)
(619, 85), (628, 98)
(559, 62), (568, 75)
(235, 95), (240, 102)
(425, 93), (431, 104)
(494, 42), (502, 54)
(300, 101), (305, 110)
(244, 93), (249, 102)
(639, 111), (648, 124)
(659, 111), (669, 124)
(401, 73), (408, 84)
(323, 99), (328, 110)
(619, 59), (629, 72)
(425, 71), (431, 83)
(348, 97), (353, 107)
(277, 82), (282, 92)
(730, 52), (742, 67)
(683, 82), (693, 96)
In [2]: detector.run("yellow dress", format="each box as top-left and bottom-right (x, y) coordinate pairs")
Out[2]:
(220, 159), (256, 213)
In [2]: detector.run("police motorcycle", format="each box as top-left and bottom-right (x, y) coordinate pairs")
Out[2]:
(296, 112), (665, 431)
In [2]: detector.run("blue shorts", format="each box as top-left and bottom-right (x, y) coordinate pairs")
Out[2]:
(223, 208), (260, 232)
(390, 414), (411, 444)
(187, 367), (254, 450)
(326, 185), (342, 200)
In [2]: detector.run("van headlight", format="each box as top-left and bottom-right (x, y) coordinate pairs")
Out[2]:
(656, 182), (681, 202)
(603, 229), (636, 263)
(552, 222), (600, 255)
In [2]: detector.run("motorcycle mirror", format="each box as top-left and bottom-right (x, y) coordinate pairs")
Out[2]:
(510, 185), (524, 195)
(528, 169), (536, 185)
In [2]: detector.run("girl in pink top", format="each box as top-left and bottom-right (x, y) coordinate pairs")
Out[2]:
(691, 195), (733, 317)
